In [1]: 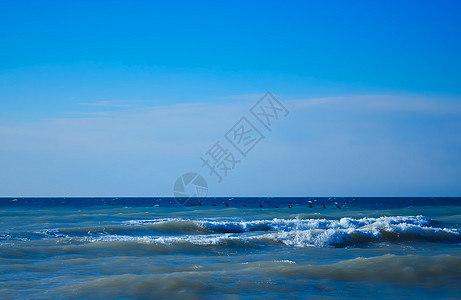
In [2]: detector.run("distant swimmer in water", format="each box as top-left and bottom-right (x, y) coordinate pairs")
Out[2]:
(259, 204), (263, 207)
(242, 204), (247, 207)
(190, 203), (195, 206)
(288, 205), (292, 208)
(274, 205), (279, 208)
(308, 201), (313, 208)
(225, 203), (229, 207)
(212, 204), (216, 206)
(199, 202), (202, 206)
(323, 204), (326, 209)
(334, 202), (341, 209)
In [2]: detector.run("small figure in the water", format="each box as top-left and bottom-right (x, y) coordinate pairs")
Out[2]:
(274, 205), (279, 208)
(212, 203), (216, 206)
(334, 202), (341, 209)
(288, 205), (292, 208)
(190, 203), (195, 206)
(323, 204), (326, 209)
(199, 202), (202, 206)
(225, 203), (229, 207)
(259, 204), (263, 208)
(242, 204), (247, 207)
(308, 201), (313, 208)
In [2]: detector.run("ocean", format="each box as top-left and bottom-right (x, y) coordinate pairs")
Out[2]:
(1, 197), (460, 299)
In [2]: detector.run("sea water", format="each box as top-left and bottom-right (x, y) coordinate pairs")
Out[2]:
(1, 197), (460, 299)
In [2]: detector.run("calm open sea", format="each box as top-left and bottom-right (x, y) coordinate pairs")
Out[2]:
(1, 197), (460, 299)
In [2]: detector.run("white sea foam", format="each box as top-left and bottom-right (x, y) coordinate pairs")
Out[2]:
(87, 233), (242, 246)
(273, 260), (296, 264)
(111, 216), (460, 247)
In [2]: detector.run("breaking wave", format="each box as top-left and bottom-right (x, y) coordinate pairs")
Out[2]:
(2, 215), (458, 249)
(80, 215), (461, 248)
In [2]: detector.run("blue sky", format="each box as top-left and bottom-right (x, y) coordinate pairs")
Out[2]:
(1, 0), (460, 196)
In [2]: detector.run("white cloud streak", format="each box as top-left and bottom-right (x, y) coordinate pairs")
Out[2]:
(1, 93), (460, 196)
(79, 100), (131, 107)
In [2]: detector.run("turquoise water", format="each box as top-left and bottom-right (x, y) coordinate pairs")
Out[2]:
(1, 198), (460, 299)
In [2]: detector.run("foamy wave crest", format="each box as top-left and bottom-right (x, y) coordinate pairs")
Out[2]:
(255, 216), (460, 247)
(87, 233), (239, 245)
(114, 216), (460, 248)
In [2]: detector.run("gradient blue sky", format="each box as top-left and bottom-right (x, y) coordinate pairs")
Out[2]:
(1, 0), (460, 196)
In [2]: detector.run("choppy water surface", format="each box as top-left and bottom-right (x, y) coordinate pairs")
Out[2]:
(1, 197), (460, 299)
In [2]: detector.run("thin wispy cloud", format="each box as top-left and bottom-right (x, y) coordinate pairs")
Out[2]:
(79, 100), (130, 107)
(63, 111), (114, 116)
(1, 93), (460, 196)
(216, 93), (266, 102)
(289, 94), (461, 115)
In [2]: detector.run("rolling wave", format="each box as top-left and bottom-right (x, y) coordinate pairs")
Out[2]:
(89, 216), (461, 248)
(31, 254), (461, 299)
(2, 215), (459, 248)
